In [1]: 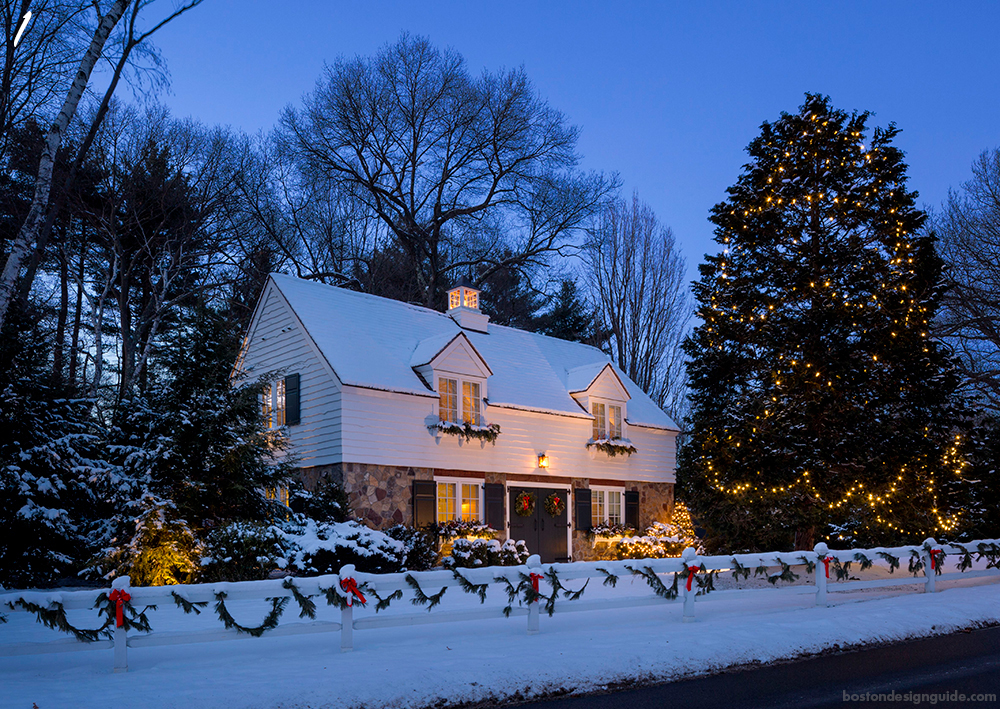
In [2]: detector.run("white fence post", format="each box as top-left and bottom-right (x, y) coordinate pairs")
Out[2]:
(814, 543), (829, 607)
(338, 564), (357, 652)
(922, 538), (938, 594)
(526, 555), (541, 635)
(682, 547), (698, 622)
(111, 576), (130, 673)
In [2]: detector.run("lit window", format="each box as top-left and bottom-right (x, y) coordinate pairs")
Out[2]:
(607, 491), (622, 525)
(439, 378), (458, 422)
(592, 490), (606, 527)
(592, 402), (606, 440)
(463, 381), (482, 425)
(464, 289), (478, 309)
(609, 405), (622, 439)
(266, 486), (290, 507)
(274, 378), (286, 427)
(437, 482), (457, 521)
(449, 290), (461, 309)
(437, 481), (482, 522)
(461, 483), (480, 521)
(262, 384), (273, 428)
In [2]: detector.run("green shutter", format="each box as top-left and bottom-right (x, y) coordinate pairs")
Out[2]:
(624, 490), (640, 529)
(574, 488), (592, 532)
(413, 480), (437, 528)
(484, 483), (505, 532)
(284, 373), (300, 425)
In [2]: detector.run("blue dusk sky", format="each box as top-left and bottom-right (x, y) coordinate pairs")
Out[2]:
(151, 1), (1000, 281)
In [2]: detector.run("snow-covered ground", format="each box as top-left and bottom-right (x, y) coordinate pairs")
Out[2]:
(2, 570), (999, 709)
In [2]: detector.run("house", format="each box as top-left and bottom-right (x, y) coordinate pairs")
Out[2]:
(237, 273), (680, 562)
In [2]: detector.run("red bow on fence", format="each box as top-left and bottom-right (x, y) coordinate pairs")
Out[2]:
(823, 556), (832, 579)
(529, 572), (545, 600)
(686, 566), (700, 592)
(109, 588), (130, 628)
(929, 549), (941, 571)
(339, 577), (367, 606)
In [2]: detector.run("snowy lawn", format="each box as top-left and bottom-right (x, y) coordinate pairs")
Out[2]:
(2, 570), (999, 709)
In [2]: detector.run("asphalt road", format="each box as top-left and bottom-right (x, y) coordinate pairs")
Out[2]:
(512, 625), (1000, 709)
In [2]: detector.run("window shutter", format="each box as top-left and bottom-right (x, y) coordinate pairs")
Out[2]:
(284, 373), (300, 425)
(412, 480), (437, 527)
(574, 488), (592, 532)
(484, 483), (505, 531)
(624, 490), (640, 529)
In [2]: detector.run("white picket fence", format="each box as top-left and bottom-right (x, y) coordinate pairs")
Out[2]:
(2, 536), (998, 673)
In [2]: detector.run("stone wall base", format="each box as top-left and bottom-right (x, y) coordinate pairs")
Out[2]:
(296, 464), (675, 555)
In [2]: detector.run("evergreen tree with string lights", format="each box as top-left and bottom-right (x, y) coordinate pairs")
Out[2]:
(678, 94), (973, 553)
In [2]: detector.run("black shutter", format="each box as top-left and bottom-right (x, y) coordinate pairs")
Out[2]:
(574, 488), (592, 532)
(484, 483), (505, 531)
(412, 480), (437, 527)
(284, 373), (300, 426)
(624, 490), (640, 529)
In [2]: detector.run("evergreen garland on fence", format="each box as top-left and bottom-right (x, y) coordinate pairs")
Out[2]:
(596, 568), (618, 587)
(624, 565), (681, 600)
(213, 592), (287, 637)
(171, 592), (208, 614)
(452, 569), (490, 603)
(282, 578), (317, 619)
(730, 559), (752, 580)
(877, 552), (901, 573)
(767, 560), (799, 585)
(405, 574), (447, 610)
(6, 598), (110, 642)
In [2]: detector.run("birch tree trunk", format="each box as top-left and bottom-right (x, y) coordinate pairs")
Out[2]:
(0, 0), (129, 332)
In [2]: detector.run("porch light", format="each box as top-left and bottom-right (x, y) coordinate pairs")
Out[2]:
(537, 453), (549, 469)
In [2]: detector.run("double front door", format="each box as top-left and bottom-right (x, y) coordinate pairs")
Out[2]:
(508, 486), (570, 563)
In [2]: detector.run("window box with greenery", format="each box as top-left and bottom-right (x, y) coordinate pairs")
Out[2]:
(586, 437), (637, 457)
(431, 376), (500, 444)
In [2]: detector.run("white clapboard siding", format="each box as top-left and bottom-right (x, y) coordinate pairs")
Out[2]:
(240, 284), (342, 468)
(340, 385), (675, 483)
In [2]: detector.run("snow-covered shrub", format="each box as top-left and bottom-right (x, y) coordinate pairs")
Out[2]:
(589, 523), (637, 539)
(289, 477), (349, 523)
(444, 538), (530, 568)
(104, 498), (201, 586)
(200, 522), (287, 582)
(431, 520), (496, 539)
(282, 518), (405, 574)
(385, 525), (439, 571)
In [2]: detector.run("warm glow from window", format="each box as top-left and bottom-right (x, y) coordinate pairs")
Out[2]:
(438, 482), (457, 520)
(592, 402), (606, 439)
(464, 289), (478, 309)
(275, 379), (286, 427)
(607, 490), (622, 525)
(437, 481), (481, 522)
(609, 405), (622, 438)
(449, 290), (461, 309)
(262, 384), (273, 428)
(592, 490), (605, 527)
(265, 486), (290, 507)
(461, 483), (480, 521)
(439, 378), (458, 422)
(463, 381), (482, 425)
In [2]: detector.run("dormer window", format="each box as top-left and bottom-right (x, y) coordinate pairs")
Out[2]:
(439, 378), (458, 422)
(592, 402), (623, 440)
(462, 381), (482, 425)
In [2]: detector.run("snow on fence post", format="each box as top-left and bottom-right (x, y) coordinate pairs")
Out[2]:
(337, 565), (358, 652)
(921, 538), (937, 594)
(111, 575), (130, 673)
(814, 543), (829, 607)
(526, 555), (542, 635)
(681, 547), (698, 622)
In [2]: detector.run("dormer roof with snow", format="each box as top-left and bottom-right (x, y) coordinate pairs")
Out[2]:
(259, 273), (678, 430)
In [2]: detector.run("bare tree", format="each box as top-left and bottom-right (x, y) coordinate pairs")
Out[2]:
(935, 148), (1000, 412)
(585, 194), (692, 423)
(279, 33), (613, 308)
(0, 0), (205, 334)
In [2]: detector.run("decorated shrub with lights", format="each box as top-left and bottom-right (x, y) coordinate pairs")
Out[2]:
(680, 94), (975, 552)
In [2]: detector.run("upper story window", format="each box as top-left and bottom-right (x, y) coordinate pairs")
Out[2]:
(463, 381), (482, 425)
(591, 401), (624, 440)
(262, 374), (300, 428)
(439, 377), (484, 426)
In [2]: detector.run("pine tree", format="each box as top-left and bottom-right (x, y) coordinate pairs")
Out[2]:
(536, 279), (595, 343)
(679, 94), (973, 552)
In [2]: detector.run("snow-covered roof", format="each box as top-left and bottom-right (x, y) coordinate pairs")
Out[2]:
(268, 273), (678, 430)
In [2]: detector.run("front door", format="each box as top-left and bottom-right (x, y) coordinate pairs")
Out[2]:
(508, 487), (570, 563)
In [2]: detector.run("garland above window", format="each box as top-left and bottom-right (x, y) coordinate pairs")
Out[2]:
(432, 420), (501, 445)
(586, 437), (637, 457)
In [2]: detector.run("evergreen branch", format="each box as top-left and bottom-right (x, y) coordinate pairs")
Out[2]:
(171, 591), (208, 615)
(832, 559), (852, 581)
(452, 569), (489, 603)
(7, 598), (110, 642)
(563, 577), (589, 601)
(767, 560), (799, 585)
(214, 592), (287, 637)
(596, 567), (619, 587)
(282, 578), (316, 619)
(908, 551), (924, 577)
(405, 574), (447, 610)
(853, 553), (874, 572)
(753, 564), (769, 578)
(624, 565), (679, 600)
(494, 575), (527, 617)
(731, 559), (752, 580)
(94, 592), (154, 633)
(517, 572), (545, 607)
(876, 551), (900, 573)
(956, 548), (974, 572)
(372, 589), (403, 612)
(694, 565), (717, 596)
(798, 555), (816, 574)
